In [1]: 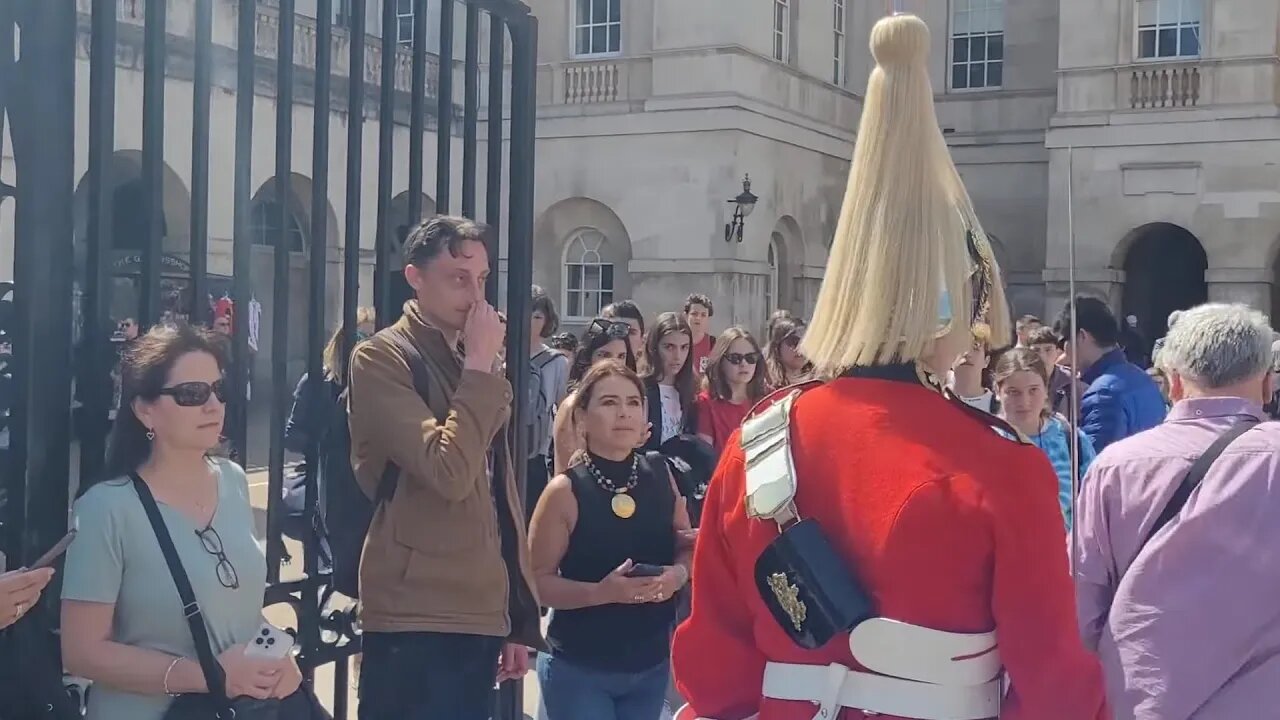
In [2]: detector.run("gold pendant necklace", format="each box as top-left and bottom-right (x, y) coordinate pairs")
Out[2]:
(610, 493), (637, 519)
(585, 453), (640, 519)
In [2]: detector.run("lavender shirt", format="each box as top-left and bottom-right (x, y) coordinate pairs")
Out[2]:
(1075, 397), (1280, 719)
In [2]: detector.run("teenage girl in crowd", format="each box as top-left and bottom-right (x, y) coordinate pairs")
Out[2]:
(993, 347), (1097, 531)
(640, 313), (696, 452)
(552, 318), (636, 475)
(694, 327), (767, 455)
(763, 315), (813, 389)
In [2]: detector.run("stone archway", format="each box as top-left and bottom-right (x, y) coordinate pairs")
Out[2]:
(533, 197), (633, 325)
(769, 216), (802, 318)
(70, 151), (193, 332)
(1116, 222), (1207, 356)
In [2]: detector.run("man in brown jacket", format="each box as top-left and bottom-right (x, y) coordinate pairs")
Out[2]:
(347, 215), (543, 720)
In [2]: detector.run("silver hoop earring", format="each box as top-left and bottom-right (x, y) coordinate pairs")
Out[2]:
(146, 429), (156, 441)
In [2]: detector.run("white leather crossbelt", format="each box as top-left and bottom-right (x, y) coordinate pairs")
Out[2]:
(762, 663), (1000, 720)
(761, 619), (1003, 720)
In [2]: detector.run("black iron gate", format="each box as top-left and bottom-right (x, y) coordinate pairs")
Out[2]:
(0, 0), (537, 717)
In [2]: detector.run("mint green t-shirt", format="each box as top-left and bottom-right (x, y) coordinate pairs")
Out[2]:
(62, 459), (268, 720)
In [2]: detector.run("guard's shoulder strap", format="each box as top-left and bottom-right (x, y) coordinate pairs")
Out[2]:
(943, 388), (1033, 445)
(739, 380), (823, 527)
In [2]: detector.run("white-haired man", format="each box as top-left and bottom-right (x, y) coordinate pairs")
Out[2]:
(1075, 302), (1280, 719)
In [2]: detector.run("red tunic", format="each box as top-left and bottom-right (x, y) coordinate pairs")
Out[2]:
(672, 374), (1109, 720)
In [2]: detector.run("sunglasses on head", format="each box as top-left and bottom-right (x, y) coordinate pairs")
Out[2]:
(781, 334), (802, 348)
(725, 352), (759, 366)
(157, 380), (227, 407)
(588, 318), (631, 340)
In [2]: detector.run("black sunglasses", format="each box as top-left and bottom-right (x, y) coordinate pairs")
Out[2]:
(157, 380), (227, 407)
(194, 525), (240, 590)
(781, 334), (802, 348)
(588, 318), (631, 341)
(724, 352), (759, 366)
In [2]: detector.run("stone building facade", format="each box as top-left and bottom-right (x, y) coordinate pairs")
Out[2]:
(2, 0), (1279, 368)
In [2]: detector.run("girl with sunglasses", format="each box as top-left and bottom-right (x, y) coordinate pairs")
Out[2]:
(61, 323), (301, 720)
(763, 316), (813, 389)
(551, 317), (637, 474)
(695, 327), (767, 455)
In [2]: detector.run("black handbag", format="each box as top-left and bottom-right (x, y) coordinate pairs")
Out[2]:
(130, 474), (330, 720)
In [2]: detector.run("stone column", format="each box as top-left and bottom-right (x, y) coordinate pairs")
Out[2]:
(1040, 267), (1125, 319)
(1205, 268), (1272, 312)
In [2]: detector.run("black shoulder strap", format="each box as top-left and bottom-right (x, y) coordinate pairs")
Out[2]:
(1138, 419), (1258, 551)
(366, 328), (435, 504)
(129, 473), (234, 717)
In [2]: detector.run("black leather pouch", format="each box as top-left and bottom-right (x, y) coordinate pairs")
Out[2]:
(754, 518), (875, 650)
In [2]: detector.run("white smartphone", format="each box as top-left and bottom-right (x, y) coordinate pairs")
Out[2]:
(244, 622), (295, 660)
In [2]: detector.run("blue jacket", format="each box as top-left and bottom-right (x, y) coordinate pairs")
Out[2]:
(1079, 348), (1166, 452)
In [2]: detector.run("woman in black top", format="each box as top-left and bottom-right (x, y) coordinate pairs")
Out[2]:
(530, 361), (692, 720)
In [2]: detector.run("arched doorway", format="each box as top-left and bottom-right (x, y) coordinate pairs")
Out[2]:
(1119, 222), (1207, 357)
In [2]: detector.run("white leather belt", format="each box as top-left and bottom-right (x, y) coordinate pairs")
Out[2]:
(762, 662), (1000, 720)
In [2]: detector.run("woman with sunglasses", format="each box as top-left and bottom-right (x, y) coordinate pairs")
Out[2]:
(61, 323), (301, 720)
(695, 327), (767, 455)
(763, 316), (813, 389)
(551, 317), (637, 475)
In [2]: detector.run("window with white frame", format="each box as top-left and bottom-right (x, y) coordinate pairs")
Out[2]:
(1137, 0), (1201, 59)
(574, 0), (621, 57)
(563, 230), (615, 319)
(395, 0), (414, 46)
(832, 0), (847, 85)
(773, 0), (790, 62)
(950, 0), (1004, 91)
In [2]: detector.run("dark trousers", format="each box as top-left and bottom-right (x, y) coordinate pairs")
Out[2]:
(526, 454), (550, 523)
(358, 631), (504, 720)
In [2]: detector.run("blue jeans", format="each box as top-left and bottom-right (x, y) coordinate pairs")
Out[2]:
(537, 653), (670, 720)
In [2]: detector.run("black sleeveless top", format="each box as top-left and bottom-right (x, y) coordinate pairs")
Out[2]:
(546, 452), (677, 672)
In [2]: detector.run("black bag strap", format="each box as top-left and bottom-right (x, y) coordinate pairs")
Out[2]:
(1138, 418), (1258, 552)
(129, 473), (235, 718)
(363, 328), (433, 504)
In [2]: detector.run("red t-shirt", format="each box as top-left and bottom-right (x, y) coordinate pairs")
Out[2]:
(691, 335), (714, 378)
(695, 390), (751, 454)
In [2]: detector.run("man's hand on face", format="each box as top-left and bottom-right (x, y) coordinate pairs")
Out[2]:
(462, 301), (507, 373)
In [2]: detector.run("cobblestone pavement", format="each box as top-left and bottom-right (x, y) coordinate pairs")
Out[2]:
(247, 469), (541, 719)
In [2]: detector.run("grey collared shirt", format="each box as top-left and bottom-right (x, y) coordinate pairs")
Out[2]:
(1075, 396), (1280, 719)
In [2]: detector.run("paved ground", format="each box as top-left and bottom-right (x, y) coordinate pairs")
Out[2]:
(246, 468), (543, 719)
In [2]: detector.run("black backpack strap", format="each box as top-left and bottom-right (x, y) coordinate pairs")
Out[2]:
(1138, 418), (1258, 552)
(129, 473), (235, 717)
(372, 328), (433, 504)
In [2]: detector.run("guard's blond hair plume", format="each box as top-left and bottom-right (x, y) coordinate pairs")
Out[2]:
(802, 14), (1010, 374)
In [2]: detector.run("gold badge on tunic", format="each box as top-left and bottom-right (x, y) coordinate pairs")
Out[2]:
(611, 493), (636, 519)
(768, 572), (807, 632)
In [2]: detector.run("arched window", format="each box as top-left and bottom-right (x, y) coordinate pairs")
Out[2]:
(249, 199), (306, 253)
(563, 229), (614, 319)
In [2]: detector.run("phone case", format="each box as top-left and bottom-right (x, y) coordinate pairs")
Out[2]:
(245, 623), (295, 660)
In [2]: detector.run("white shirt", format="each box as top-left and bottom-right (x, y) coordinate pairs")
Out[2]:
(658, 384), (683, 443)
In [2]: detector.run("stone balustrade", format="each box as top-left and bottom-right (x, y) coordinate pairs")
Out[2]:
(1128, 63), (1202, 109)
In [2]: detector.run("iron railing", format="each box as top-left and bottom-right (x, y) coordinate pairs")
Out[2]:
(0, 0), (538, 717)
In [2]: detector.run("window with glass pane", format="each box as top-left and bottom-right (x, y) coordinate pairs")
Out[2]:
(250, 200), (305, 253)
(1136, 0), (1200, 59)
(564, 231), (615, 319)
(833, 0), (846, 84)
(950, 0), (1004, 91)
(574, 0), (622, 57)
(396, 0), (414, 46)
(774, 0), (790, 62)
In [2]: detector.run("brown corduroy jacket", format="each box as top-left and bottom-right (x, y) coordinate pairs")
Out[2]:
(346, 300), (544, 649)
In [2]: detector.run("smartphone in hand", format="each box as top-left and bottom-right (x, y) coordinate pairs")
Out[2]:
(625, 563), (665, 578)
(30, 530), (77, 570)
